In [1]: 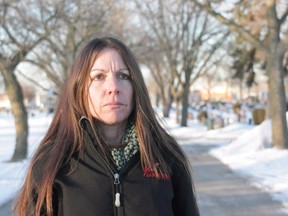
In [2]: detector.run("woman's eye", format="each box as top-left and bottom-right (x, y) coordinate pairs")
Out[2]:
(92, 74), (106, 81)
(118, 73), (130, 80)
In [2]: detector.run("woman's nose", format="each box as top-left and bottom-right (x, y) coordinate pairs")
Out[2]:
(108, 89), (120, 95)
(107, 75), (120, 95)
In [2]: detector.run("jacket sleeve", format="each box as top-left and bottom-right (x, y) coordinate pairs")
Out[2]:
(31, 144), (60, 215)
(171, 163), (200, 216)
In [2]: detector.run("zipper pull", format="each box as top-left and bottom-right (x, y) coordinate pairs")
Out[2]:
(114, 173), (120, 185)
(115, 192), (121, 207)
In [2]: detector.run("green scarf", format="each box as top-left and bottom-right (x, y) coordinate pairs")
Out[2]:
(110, 122), (139, 170)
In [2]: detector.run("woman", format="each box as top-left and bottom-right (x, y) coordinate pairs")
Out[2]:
(14, 37), (200, 216)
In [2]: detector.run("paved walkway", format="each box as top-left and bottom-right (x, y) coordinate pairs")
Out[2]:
(1, 138), (287, 216)
(183, 138), (288, 216)
(0, 199), (12, 216)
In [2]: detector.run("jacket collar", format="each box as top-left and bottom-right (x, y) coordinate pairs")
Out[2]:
(79, 116), (90, 130)
(79, 116), (97, 142)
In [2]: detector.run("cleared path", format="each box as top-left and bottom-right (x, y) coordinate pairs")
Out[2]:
(0, 199), (13, 216)
(183, 139), (288, 216)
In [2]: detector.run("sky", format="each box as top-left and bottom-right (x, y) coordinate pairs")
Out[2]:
(0, 111), (288, 214)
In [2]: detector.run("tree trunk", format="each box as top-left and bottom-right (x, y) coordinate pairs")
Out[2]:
(266, 0), (288, 149)
(175, 99), (181, 124)
(155, 92), (160, 108)
(180, 84), (189, 127)
(162, 101), (170, 118)
(162, 89), (173, 118)
(239, 79), (243, 101)
(162, 96), (170, 118)
(2, 68), (28, 161)
(267, 51), (288, 149)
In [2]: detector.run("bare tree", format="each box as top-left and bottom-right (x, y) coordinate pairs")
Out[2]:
(135, 0), (229, 125)
(0, 0), (59, 161)
(24, 0), (117, 90)
(0, 0), (140, 161)
(134, 35), (174, 117)
(193, 0), (288, 148)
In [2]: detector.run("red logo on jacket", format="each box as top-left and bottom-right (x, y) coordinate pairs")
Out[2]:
(143, 163), (171, 180)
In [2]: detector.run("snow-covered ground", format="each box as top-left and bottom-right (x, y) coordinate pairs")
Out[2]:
(208, 119), (288, 212)
(1, 112), (288, 213)
(0, 112), (53, 206)
(162, 114), (288, 213)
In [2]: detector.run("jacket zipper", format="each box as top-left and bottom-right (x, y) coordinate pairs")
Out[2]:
(114, 173), (121, 207)
(92, 150), (140, 215)
(95, 152), (122, 208)
(89, 142), (123, 215)
(86, 129), (140, 215)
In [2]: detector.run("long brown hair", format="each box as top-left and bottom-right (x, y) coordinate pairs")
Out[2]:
(14, 37), (195, 216)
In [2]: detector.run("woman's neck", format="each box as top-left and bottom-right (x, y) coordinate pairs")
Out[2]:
(100, 122), (127, 146)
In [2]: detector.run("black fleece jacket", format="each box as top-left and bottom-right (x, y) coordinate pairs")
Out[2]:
(34, 118), (199, 216)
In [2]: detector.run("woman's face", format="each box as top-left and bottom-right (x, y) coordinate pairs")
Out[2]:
(87, 48), (134, 126)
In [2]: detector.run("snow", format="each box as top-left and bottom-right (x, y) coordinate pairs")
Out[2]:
(161, 112), (288, 213)
(209, 119), (288, 211)
(0, 113), (52, 206)
(1, 112), (288, 213)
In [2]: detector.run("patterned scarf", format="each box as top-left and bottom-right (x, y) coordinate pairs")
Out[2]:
(110, 122), (139, 171)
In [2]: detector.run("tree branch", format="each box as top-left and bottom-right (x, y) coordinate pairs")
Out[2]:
(15, 69), (50, 92)
(279, 6), (288, 24)
(194, 0), (268, 52)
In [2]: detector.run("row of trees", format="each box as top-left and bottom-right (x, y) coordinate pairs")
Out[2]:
(194, 0), (288, 149)
(0, 0), (126, 161)
(133, 0), (229, 126)
(133, 0), (288, 149)
(0, 0), (287, 161)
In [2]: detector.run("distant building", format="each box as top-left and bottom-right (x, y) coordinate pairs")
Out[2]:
(0, 94), (11, 111)
(191, 72), (269, 102)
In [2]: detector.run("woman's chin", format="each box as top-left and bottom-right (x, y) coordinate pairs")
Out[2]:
(100, 117), (128, 126)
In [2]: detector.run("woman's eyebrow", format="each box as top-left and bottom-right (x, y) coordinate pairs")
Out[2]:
(90, 68), (129, 73)
(118, 69), (129, 72)
(90, 68), (106, 73)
